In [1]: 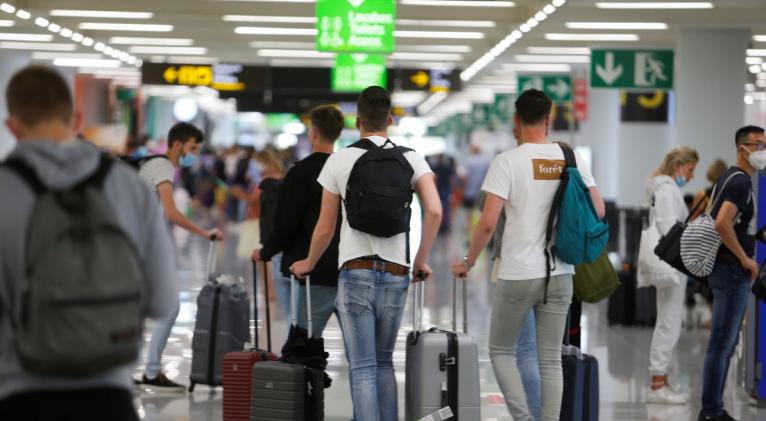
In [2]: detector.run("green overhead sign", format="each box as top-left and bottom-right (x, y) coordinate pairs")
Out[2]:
(332, 53), (387, 92)
(517, 75), (572, 102)
(316, 0), (396, 54)
(590, 49), (674, 90)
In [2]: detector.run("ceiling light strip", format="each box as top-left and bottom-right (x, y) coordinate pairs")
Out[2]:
(564, 22), (667, 30)
(0, 2), (141, 67)
(460, 0), (568, 83)
(595, 2), (713, 9)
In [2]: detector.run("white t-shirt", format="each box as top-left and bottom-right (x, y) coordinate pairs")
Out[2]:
(481, 142), (597, 281)
(317, 136), (433, 267)
(138, 157), (175, 189)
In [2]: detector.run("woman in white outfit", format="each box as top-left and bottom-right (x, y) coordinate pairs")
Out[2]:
(645, 146), (699, 404)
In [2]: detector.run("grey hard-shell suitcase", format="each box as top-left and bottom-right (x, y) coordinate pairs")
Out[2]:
(250, 276), (325, 421)
(405, 278), (481, 420)
(189, 240), (251, 392)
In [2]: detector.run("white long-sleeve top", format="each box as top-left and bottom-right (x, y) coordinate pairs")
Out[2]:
(646, 175), (689, 236)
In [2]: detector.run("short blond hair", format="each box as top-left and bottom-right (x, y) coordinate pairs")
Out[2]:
(652, 146), (699, 178)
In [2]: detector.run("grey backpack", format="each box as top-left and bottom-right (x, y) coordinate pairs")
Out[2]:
(4, 155), (145, 377)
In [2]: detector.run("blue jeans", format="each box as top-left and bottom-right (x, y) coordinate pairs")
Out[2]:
(144, 298), (180, 378)
(297, 283), (339, 338)
(701, 263), (751, 416)
(270, 253), (291, 321)
(336, 269), (409, 421)
(517, 311), (541, 421)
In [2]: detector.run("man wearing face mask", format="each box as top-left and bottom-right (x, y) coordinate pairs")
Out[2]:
(136, 122), (223, 392)
(698, 125), (764, 421)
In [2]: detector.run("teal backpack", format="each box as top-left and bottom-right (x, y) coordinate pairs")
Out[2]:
(543, 145), (609, 299)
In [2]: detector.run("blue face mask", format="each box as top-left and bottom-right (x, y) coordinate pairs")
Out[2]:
(180, 153), (198, 168)
(675, 175), (687, 187)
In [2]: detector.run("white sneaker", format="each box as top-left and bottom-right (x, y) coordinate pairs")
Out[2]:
(646, 385), (690, 405)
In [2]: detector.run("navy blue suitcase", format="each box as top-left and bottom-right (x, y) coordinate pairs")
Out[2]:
(560, 345), (599, 421)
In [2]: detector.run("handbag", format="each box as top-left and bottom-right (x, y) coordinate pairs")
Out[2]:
(654, 196), (706, 279)
(637, 186), (681, 288)
(680, 172), (745, 277)
(574, 250), (620, 303)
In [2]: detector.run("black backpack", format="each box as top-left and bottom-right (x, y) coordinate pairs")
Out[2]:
(344, 139), (415, 261)
(120, 154), (168, 170)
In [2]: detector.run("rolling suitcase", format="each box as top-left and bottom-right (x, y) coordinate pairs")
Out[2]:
(223, 261), (279, 421)
(560, 315), (599, 421)
(189, 239), (251, 392)
(607, 271), (637, 326)
(405, 277), (481, 421)
(250, 276), (325, 421)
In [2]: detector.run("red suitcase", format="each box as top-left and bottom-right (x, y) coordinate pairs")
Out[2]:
(223, 261), (278, 421)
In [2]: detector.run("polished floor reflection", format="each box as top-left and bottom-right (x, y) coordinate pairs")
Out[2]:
(134, 224), (766, 420)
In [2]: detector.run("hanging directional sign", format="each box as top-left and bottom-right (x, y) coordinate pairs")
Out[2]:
(590, 49), (674, 90)
(316, 0), (395, 54)
(397, 69), (462, 93)
(332, 53), (387, 92)
(517, 75), (572, 102)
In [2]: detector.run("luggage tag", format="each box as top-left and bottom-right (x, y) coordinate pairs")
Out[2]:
(417, 406), (454, 421)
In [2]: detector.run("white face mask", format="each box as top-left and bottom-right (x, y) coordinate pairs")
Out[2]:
(746, 148), (766, 171)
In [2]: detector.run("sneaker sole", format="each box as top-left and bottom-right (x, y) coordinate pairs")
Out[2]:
(136, 384), (187, 394)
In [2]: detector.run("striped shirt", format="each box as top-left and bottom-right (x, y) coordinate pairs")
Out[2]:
(138, 157), (174, 190)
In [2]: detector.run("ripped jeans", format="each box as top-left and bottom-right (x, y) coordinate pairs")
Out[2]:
(336, 269), (409, 421)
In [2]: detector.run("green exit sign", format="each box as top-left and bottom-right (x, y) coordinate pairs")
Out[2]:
(316, 0), (395, 54)
(332, 53), (387, 92)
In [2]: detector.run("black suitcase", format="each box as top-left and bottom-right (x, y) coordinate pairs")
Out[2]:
(560, 346), (599, 421)
(634, 285), (657, 326)
(250, 276), (325, 421)
(607, 271), (636, 326)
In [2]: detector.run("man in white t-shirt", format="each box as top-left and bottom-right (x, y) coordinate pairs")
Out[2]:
(291, 86), (442, 421)
(136, 122), (223, 392)
(451, 89), (605, 421)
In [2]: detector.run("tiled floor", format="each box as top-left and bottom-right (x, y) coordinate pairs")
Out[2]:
(134, 223), (766, 420)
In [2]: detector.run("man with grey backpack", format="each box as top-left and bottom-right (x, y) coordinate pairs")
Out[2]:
(0, 66), (178, 420)
(697, 126), (764, 421)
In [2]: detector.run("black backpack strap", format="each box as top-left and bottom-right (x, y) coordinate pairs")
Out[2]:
(349, 138), (377, 150)
(2, 159), (46, 196)
(543, 144), (573, 304)
(79, 154), (114, 190)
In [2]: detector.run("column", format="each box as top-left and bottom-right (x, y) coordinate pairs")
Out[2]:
(0, 51), (29, 159)
(674, 28), (749, 193)
(576, 89), (620, 201)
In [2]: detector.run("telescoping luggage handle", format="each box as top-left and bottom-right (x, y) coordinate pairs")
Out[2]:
(290, 275), (314, 337)
(203, 236), (218, 285)
(412, 277), (468, 334)
(252, 260), (273, 352)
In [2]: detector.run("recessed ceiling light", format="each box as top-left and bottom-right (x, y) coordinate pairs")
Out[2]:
(48, 23), (61, 33)
(747, 49), (766, 57)
(0, 33), (54, 42)
(395, 30), (484, 39)
(50, 10), (154, 19)
(71, 33), (84, 43)
(500, 63), (573, 72)
(31, 52), (104, 60)
(565, 22), (668, 30)
(390, 52), (463, 61)
(746, 57), (763, 65)
(79, 23), (174, 32)
(166, 56), (221, 64)
(514, 54), (590, 63)
(749, 64), (761, 74)
(94, 42), (106, 51)
(15, 9), (30, 19)
(82, 37), (94, 47)
(0, 3), (15, 14)
(235, 26), (317, 35)
(34, 17), (48, 27)
(223, 15), (316, 23)
(53, 58), (122, 68)
(60, 28), (73, 38)
(401, 0), (515, 6)
(545, 33), (640, 41)
(595, 2), (713, 9)
(0, 41), (77, 51)
(110, 37), (194, 46)
(397, 19), (495, 28)
(543, 4), (556, 14)
(527, 46), (590, 55)
(256, 49), (333, 58)
(128, 46), (208, 55)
